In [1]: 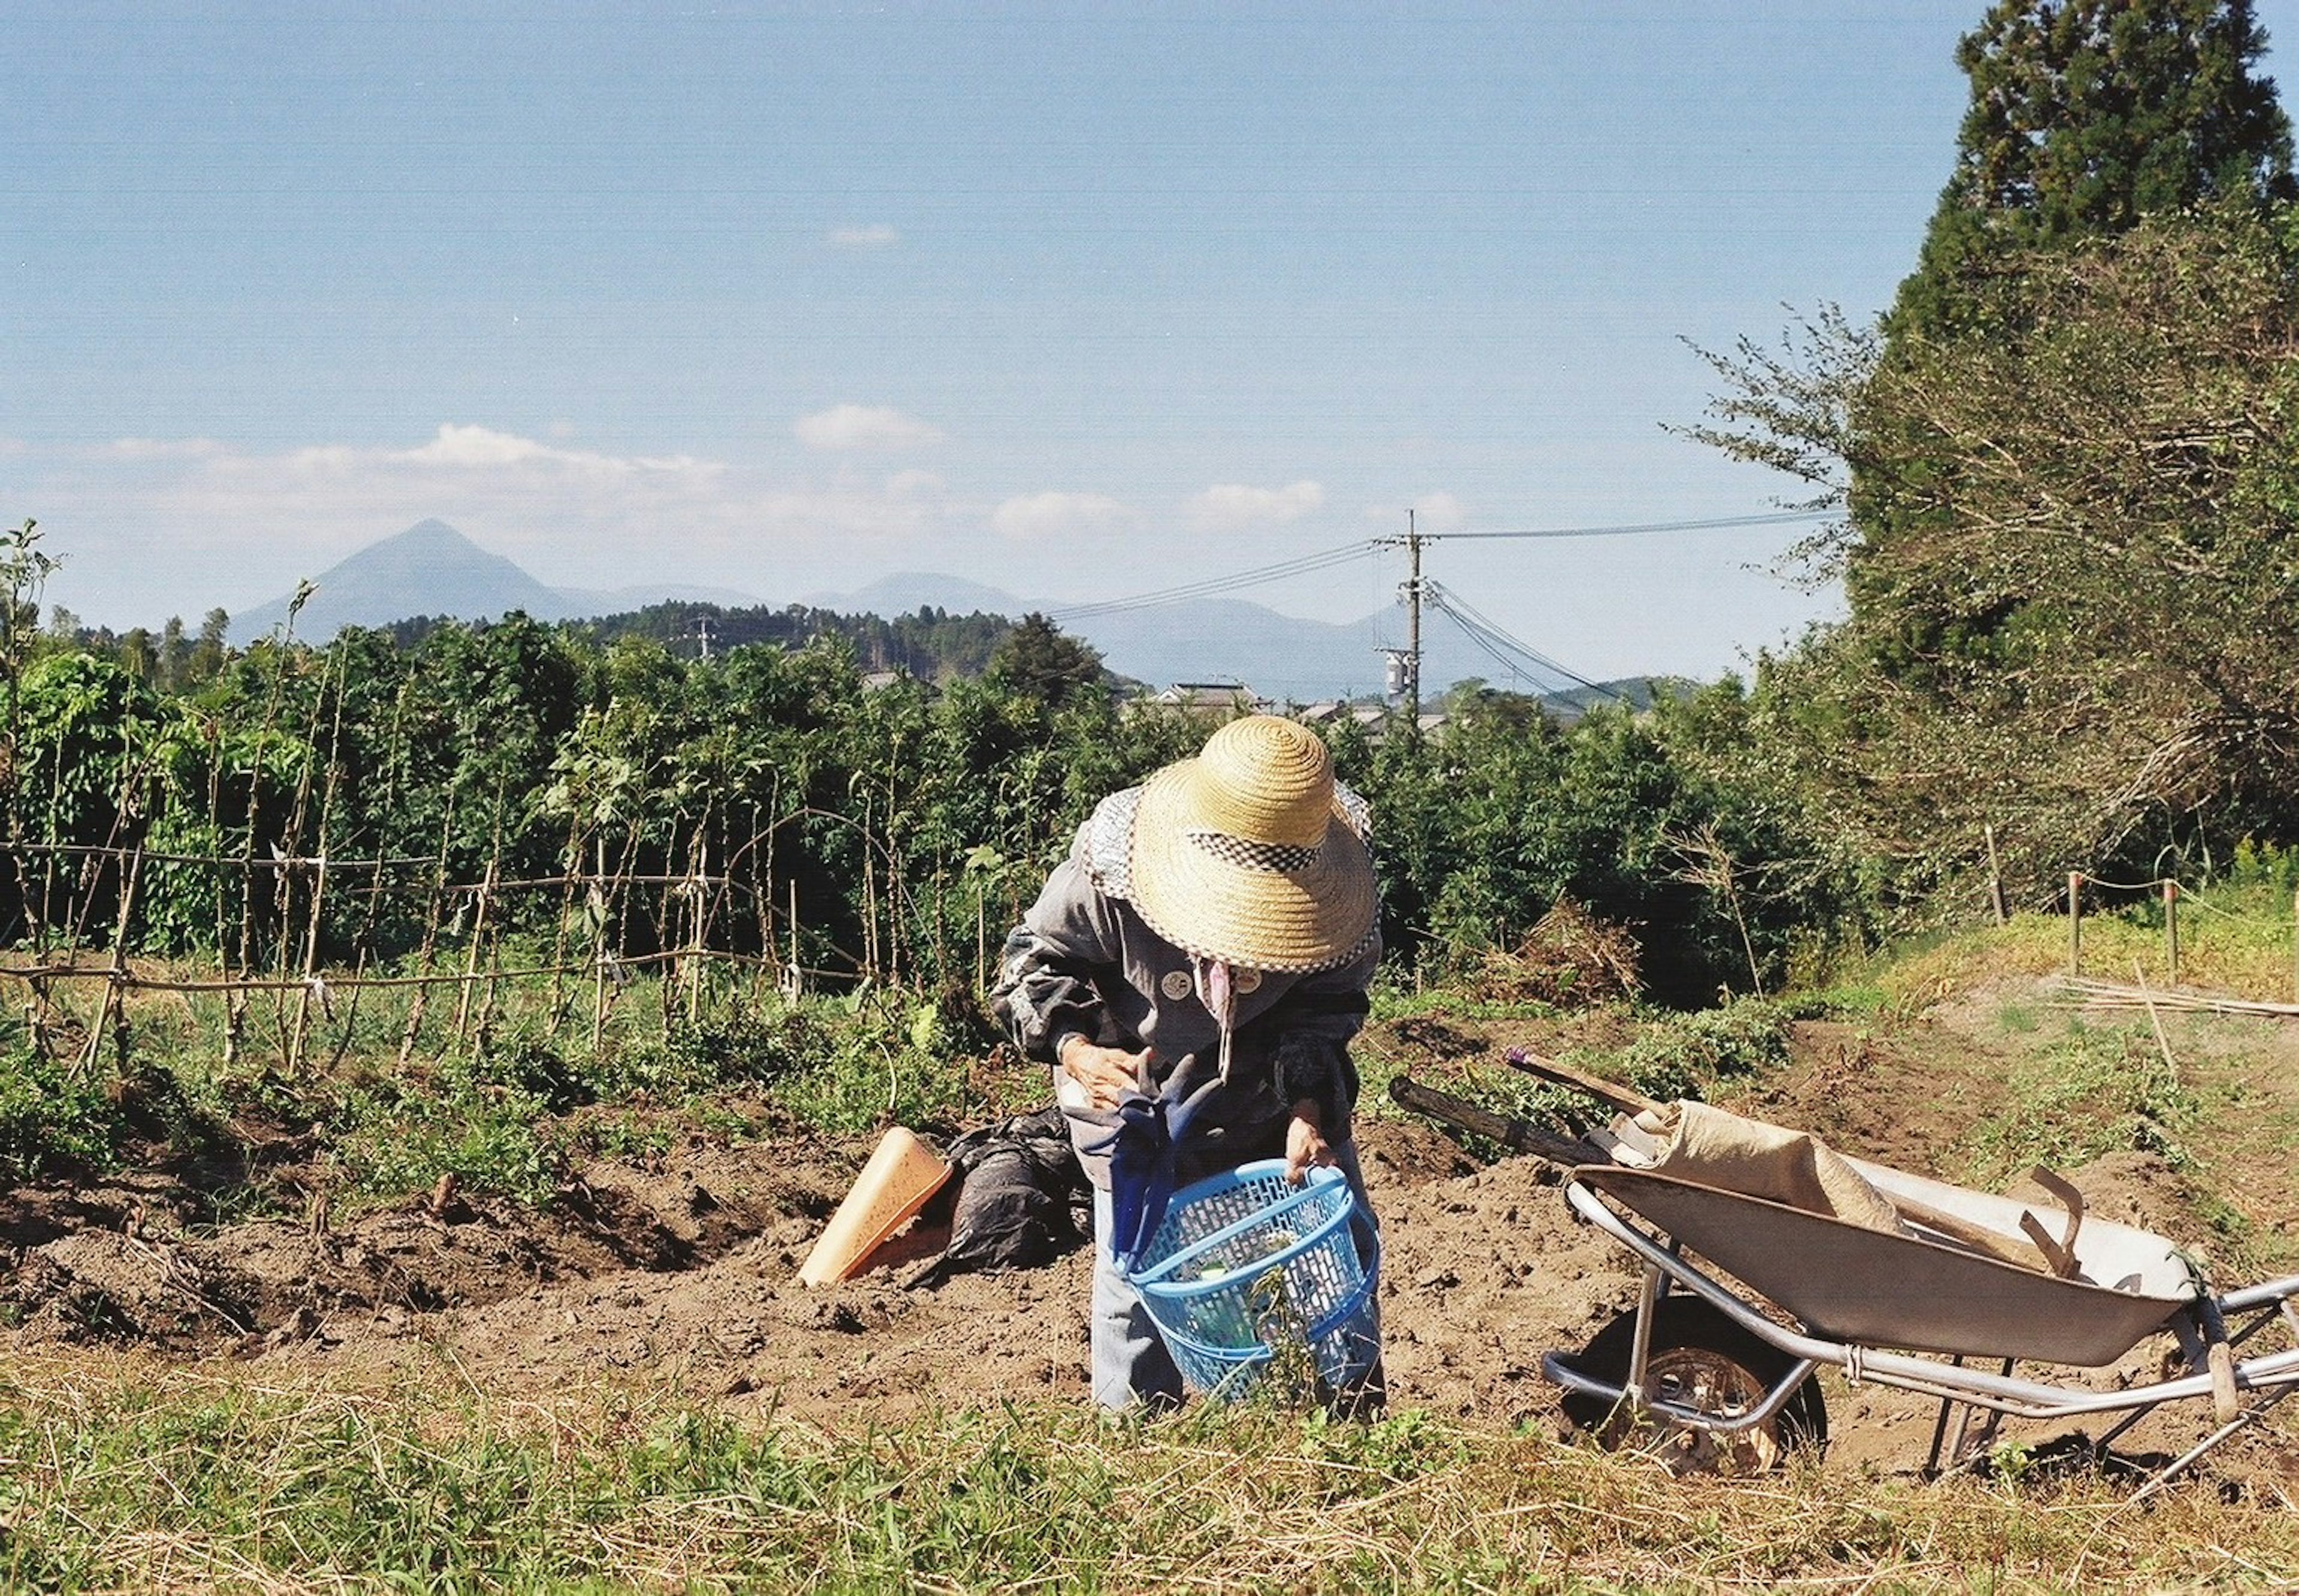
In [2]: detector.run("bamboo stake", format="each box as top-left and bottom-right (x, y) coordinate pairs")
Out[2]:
(545, 813), (584, 1028)
(288, 672), (348, 1075)
(397, 809), (455, 1069)
(787, 878), (801, 1000)
(81, 846), (142, 1077)
(449, 860), (497, 1054)
(2067, 871), (2083, 975)
(1983, 824), (2007, 926)
(2163, 878), (2180, 988)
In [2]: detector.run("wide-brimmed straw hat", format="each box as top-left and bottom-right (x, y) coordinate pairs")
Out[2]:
(1128, 715), (1376, 974)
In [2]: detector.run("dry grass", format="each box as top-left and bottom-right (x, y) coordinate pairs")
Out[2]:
(1, 1354), (2294, 1593)
(1875, 902), (2299, 1016)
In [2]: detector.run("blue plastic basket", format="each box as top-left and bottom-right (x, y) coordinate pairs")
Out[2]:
(1127, 1159), (1381, 1400)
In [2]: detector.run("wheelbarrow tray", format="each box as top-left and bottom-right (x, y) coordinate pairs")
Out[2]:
(1577, 1163), (2196, 1367)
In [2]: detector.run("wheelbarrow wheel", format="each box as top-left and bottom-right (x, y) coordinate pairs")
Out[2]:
(1557, 1295), (1827, 1474)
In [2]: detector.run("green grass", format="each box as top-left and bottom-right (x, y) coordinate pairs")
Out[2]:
(3, 959), (1039, 1216)
(1955, 1016), (2203, 1188)
(0, 1361), (2291, 1594)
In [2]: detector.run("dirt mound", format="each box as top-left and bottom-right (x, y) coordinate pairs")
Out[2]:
(1725, 1018), (1995, 1179)
(0, 1106), (1643, 1435)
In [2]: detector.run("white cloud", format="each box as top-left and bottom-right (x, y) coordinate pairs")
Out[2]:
(991, 490), (1130, 541)
(826, 224), (900, 248)
(1363, 492), (1469, 532)
(1189, 480), (1325, 529)
(18, 426), (981, 624)
(794, 404), (945, 452)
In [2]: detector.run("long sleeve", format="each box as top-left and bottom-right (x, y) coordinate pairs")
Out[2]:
(1252, 933), (1379, 1136)
(989, 854), (1124, 1063)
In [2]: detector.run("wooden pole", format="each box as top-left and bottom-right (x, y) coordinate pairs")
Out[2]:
(450, 860), (496, 1052)
(1984, 824), (2008, 926)
(787, 879), (801, 999)
(83, 846), (142, 1076)
(2162, 878), (2180, 988)
(2067, 871), (2083, 975)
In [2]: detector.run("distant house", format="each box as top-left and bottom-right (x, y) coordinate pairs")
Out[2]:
(1148, 681), (1269, 715)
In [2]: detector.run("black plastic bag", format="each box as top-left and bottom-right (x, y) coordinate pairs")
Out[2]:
(910, 1105), (1090, 1285)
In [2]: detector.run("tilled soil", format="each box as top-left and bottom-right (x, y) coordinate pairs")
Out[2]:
(4, 988), (2293, 1495)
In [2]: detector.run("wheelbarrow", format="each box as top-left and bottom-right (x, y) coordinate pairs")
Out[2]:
(1391, 1056), (2299, 1492)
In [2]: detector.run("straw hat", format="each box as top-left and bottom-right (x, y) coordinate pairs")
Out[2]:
(1127, 715), (1376, 974)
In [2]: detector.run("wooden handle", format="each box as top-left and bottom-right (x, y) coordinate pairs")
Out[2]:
(1889, 1191), (2056, 1273)
(1502, 1047), (1661, 1116)
(1387, 1076), (1604, 1167)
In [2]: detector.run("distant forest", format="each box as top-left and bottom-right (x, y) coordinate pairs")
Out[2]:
(58, 599), (1038, 691)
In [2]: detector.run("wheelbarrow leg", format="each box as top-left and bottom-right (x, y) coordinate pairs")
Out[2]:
(2125, 1380), (2298, 1508)
(1921, 1359), (1966, 1478)
(1625, 1261), (1666, 1412)
(1932, 1358), (2015, 1477)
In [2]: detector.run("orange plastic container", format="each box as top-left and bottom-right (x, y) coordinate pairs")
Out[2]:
(797, 1127), (953, 1286)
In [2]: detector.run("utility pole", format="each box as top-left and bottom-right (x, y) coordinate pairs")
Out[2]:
(1403, 509), (1423, 727)
(1375, 509), (1426, 731)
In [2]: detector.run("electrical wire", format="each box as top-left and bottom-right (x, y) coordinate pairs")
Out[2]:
(1047, 541), (1378, 620)
(1376, 509), (1830, 544)
(1424, 581), (1627, 702)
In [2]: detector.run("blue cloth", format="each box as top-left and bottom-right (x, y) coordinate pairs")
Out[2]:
(1093, 1052), (1224, 1273)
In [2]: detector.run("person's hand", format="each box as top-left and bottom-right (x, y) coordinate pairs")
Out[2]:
(1059, 1036), (1154, 1111)
(1285, 1100), (1335, 1185)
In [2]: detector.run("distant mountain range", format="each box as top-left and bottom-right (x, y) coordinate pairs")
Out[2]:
(237, 520), (1656, 703)
(235, 520), (763, 638)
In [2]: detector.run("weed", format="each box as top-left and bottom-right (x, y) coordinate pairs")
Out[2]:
(0, 1364), (2292, 1593)
(1959, 1020), (2201, 1186)
(0, 1043), (124, 1179)
(1610, 997), (1791, 1103)
(1995, 1000), (2041, 1033)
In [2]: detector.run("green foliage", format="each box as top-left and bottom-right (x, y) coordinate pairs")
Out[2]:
(983, 611), (1109, 711)
(1895, 0), (2294, 339)
(1958, 1018), (2202, 1185)
(1695, 201), (2299, 917)
(1603, 998), (1794, 1105)
(1356, 692), (1860, 1003)
(4, 553), (1874, 1012)
(0, 1041), (123, 1179)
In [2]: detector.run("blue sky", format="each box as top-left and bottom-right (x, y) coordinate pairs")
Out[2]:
(12, 2), (2290, 679)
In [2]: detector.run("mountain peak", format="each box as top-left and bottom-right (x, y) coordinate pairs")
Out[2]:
(235, 520), (562, 638)
(385, 517), (477, 551)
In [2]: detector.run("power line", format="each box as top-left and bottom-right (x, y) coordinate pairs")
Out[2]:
(1048, 540), (1377, 620)
(1054, 509), (1826, 621)
(1424, 582), (1627, 703)
(1373, 509), (1829, 544)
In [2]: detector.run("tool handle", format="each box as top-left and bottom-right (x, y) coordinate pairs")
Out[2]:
(1387, 1076), (1605, 1166)
(1502, 1046), (1661, 1116)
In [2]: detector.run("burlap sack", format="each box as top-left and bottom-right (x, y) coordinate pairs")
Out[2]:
(1633, 1100), (1908, 1236)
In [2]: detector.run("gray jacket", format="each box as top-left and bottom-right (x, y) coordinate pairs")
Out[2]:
(990, 787), (1379, 1187)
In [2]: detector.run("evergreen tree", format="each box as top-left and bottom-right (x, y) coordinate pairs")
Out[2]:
(189, 608), (230, 682)
(984, 612), (1105, 711)
(1895, 0), (2294, 337)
